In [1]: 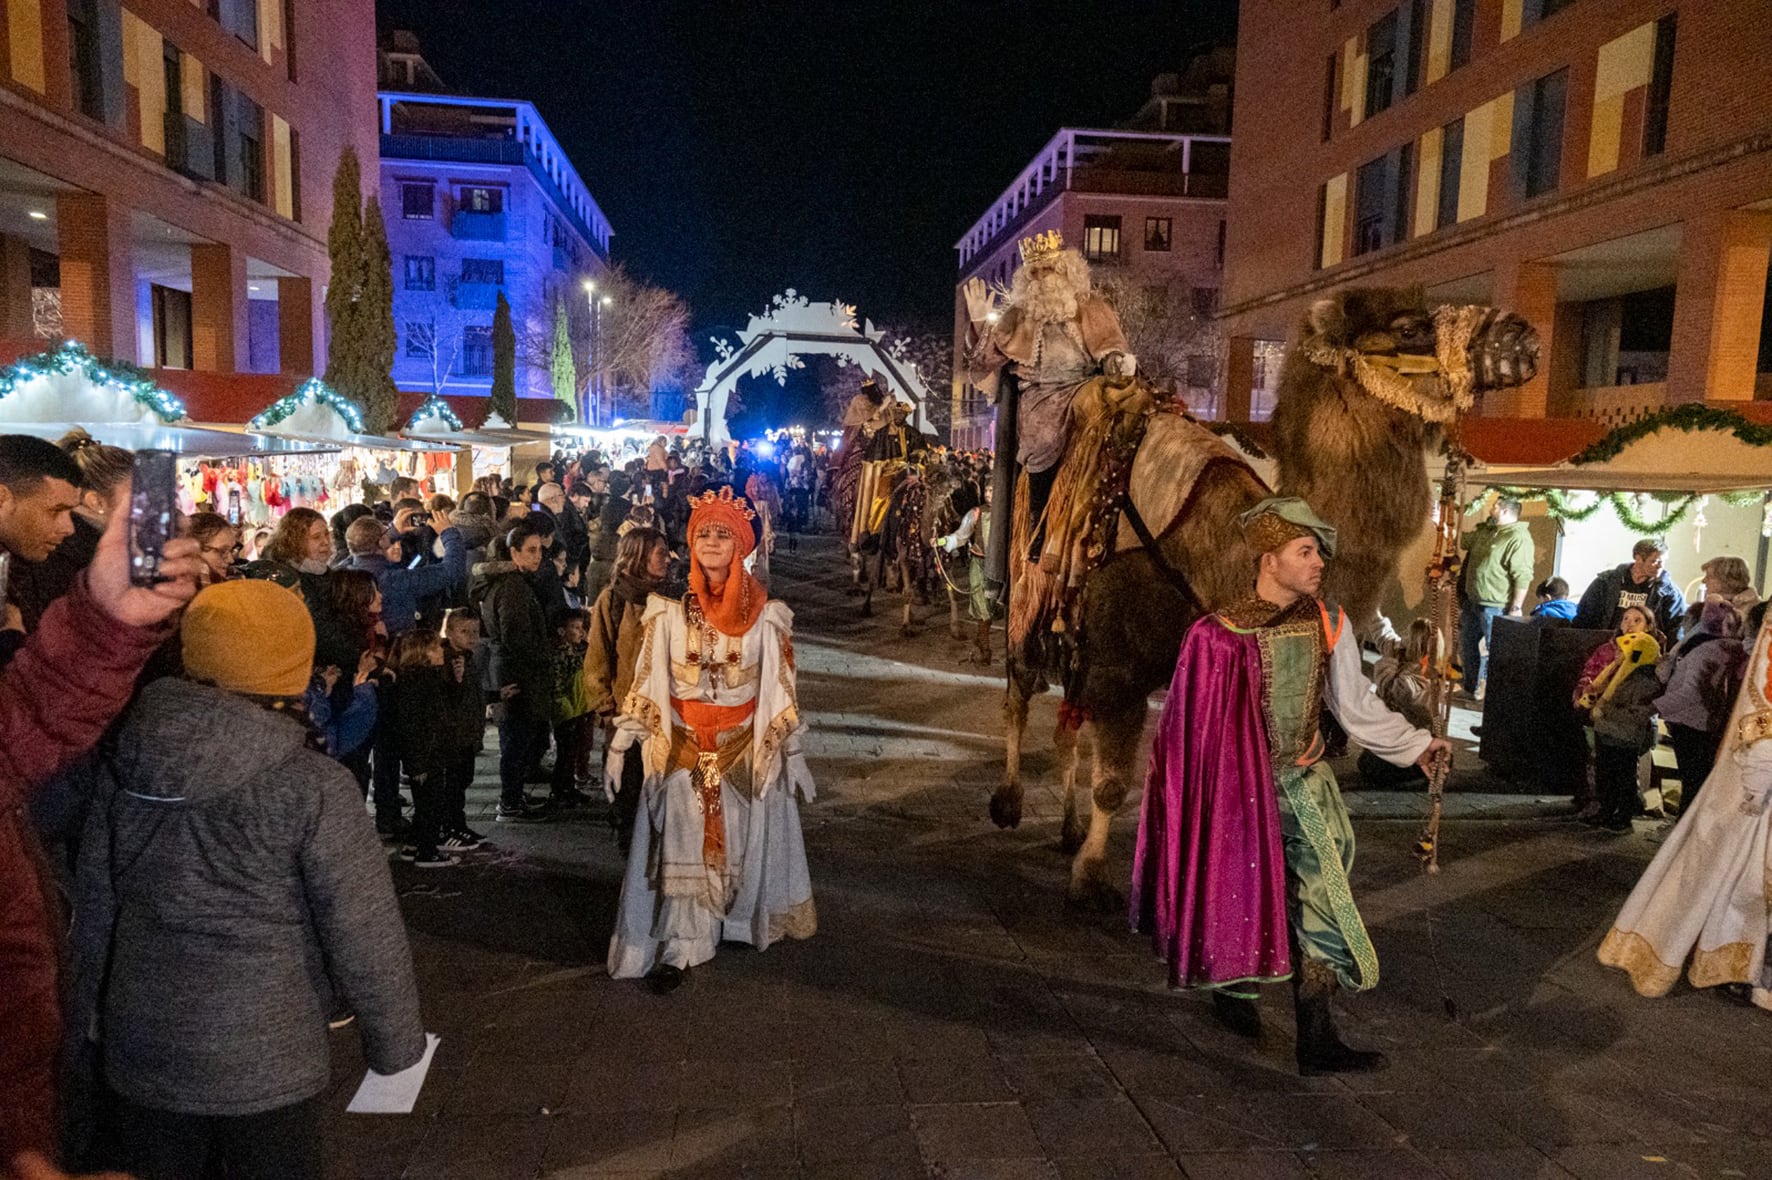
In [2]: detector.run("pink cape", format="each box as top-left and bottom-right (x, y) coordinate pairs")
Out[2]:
(1129, 615), (1293, 989)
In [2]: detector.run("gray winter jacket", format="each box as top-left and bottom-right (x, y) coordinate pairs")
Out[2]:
(69, 678), (424, 1116)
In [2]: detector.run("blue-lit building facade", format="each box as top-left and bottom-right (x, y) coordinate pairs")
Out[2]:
(377, 48), (611, 412)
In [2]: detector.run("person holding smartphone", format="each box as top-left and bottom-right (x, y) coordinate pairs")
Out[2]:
(0, 436), (204, 1176)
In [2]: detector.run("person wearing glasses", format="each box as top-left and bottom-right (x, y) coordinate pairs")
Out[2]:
(187, 511), (241, 585)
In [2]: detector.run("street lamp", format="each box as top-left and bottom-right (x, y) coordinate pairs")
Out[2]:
(581, 279), (598, 426)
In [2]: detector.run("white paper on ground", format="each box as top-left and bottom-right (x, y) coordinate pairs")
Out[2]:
(346, 1033), (439, 1114)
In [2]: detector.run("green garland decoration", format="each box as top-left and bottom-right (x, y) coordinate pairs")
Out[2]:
(406, 396), (464, 432)
(0, 340), (186, 422)
(1568, 403), (1772, 465)
(251, 378), (367, 434)
(1476, 486), (1699, 536)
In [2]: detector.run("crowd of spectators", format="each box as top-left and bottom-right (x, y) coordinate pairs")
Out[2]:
(0, 427), (832, 1179)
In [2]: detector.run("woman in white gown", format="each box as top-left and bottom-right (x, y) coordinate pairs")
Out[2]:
(1598, 607), (1772, 1010)
(605, 485), (817, 992)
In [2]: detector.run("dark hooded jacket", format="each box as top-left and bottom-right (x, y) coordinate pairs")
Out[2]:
(68, 678), (424, 1117)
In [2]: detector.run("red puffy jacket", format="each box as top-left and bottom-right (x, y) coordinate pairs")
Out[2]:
(0, 575), (170, 1165)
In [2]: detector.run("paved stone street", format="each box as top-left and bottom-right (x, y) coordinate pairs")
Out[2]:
(325, 538), (1772, 1180)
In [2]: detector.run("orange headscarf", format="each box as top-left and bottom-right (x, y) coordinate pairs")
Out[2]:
(687, 486), (768, 636)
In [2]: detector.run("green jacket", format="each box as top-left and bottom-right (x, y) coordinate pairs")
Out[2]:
(1462, 520), (1534, 607)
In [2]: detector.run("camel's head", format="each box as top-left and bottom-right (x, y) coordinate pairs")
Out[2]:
(1301, 288), (1539, 423)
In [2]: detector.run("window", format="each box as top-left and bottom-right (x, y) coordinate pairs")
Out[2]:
(1321, 51), (1338, 140)
(152, 285), (191, 369)
(1520, 0), (1577, 29)
(1216, 220), (1226, 267)
(1449, 0), (1475, 71)
(401, 183), (434, 219)
(235, 93), (264, 203)
(458, 186), (503, 214)
(1186, 355), (1215, 388)
(1143, 217), (1172, 252)
(404, 256), (435, 291)
(1403, 2), (1426, 96)
(1365, 10), (1398, 119)
(287, 127), (302, 221)
(215, 0), (258, 50)
(67, 0), (104, 120)
(460, 258), (504, 285)
(1435, 118), (1464, 230)
(1190, 287), (1219, 317)
(460, 326), (494, 376)
(1512, 68), (1568, 200)
(403, 322), (430, 358)
(1644, 14), (1677, 158)
(1354, 144), (1413, 255)
(1082, 215), (1121, 261)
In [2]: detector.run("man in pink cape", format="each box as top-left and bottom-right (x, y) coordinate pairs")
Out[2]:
(1130, 497), (1449, 1074)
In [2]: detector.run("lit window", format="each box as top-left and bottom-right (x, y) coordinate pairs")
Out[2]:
(459, 186), (504, 214)
(1083, 215), (1121, 261)
(1143, 217), (1172, 252)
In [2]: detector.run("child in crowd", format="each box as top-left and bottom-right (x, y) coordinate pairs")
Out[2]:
(1578, 608), (1664, 833)
(386, 629), (455, 866)
(1358, 617), (1436, 789)
(440, 608), (488, 851)
(1531, 576), (1577, 621)
(549, 607), (593, 807)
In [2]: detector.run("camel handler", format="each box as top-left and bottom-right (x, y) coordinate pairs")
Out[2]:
(961, 231), (1135, 573)
(1128, 497), (1452, 1074)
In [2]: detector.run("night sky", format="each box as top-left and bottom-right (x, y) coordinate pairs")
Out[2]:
(374, 0), (1239, 340)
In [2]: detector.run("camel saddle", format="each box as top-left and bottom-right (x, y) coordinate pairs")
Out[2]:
(1008, 377), (1243, 646)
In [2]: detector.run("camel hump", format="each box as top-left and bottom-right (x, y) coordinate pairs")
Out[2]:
(1114, 414), (1268, 554)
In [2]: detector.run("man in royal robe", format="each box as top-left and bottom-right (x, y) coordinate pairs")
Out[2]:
(1130, 497), (1451, 1074)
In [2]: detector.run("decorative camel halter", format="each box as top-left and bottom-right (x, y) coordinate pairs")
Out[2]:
(1301, 305), (1484, 424)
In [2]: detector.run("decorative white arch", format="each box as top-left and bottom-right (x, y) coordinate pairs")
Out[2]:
(689, 290), (937, 447)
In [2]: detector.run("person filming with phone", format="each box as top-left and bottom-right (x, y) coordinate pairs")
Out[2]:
(0, 435), (205, 1179)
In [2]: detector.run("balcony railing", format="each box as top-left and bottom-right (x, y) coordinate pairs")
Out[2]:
(451, 211), (506, 241)
(453, 281), (502, 310)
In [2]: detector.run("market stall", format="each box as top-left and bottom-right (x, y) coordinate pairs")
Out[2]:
(403, 398), (552, 488)
(0, 340), (336, 464)
(234, 379), (461, 515)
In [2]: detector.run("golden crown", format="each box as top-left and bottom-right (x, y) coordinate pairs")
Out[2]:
(688, 484), (755, 521)
(1018, 230), (1063, 265)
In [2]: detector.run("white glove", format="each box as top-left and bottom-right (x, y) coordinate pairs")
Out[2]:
(604, 729), (636, 803)
(786, 752), (816, 802)
(1105, 351), (1137, 378)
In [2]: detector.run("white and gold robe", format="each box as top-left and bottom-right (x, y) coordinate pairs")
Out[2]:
(1599, 618), (1772, 1010)
(607, 595), (815, 978)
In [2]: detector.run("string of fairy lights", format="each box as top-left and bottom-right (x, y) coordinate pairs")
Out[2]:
(0, 340), (187, 422)
(248, 377), (368, 434)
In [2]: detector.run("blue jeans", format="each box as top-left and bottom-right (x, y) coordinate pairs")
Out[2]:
(1459, 601), (1502, 688)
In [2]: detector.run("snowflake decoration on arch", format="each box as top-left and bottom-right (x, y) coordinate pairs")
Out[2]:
(710, 336), (735, 363)
(770, 355), (806, 386)
(770, 290), (811, 311)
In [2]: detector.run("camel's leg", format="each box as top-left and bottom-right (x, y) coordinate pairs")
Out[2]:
(1058, 721), (1091, 854)
(1068, 703), (1145, 912)
(899, 554), (919, 637)
(991, 676), (1029, 830)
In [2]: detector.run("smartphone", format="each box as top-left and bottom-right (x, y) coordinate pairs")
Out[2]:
(227, 488), (242, 526)
(128, 450), (179, 587)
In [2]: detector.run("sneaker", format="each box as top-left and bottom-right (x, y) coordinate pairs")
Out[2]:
(496, 802), (542, 823)
(550, 788), (593, 809)
(440, 827), (484, 851)
(401, 848), (459, 867)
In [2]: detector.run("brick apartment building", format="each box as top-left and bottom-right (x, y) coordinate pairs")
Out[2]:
(377, 33), (612, 415)
(950, 62), (1233, 450)
(0, 0), (378, 388)
(1219, 0), (1772, 427)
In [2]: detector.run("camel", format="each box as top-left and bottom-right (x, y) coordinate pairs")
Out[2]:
(990, 288), (1540, 909)
(857, 459), (954, 637)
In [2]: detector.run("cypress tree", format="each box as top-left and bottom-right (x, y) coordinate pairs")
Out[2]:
(358, 195), (399, 434)
(322, 148), (364, 391)
(549, 298), (577, 421)
(490, 292), (517, 425)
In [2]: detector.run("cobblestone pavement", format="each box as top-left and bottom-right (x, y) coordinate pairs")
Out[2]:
(325, 537), (1772, 1179)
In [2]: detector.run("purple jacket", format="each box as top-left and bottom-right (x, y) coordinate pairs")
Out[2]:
(1655, 633), (1747, 733)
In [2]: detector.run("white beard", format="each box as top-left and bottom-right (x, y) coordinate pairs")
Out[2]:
(1018, 271), (1080, 325)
